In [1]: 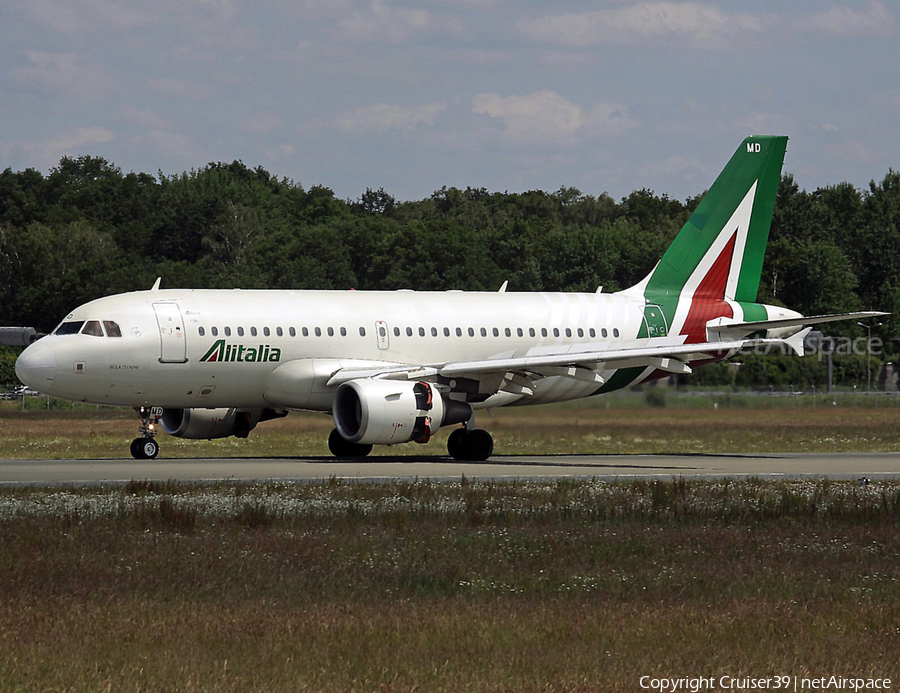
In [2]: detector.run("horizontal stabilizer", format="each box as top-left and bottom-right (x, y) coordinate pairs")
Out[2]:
(710, 311), (887, 335)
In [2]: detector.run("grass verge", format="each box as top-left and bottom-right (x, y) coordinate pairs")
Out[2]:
(1, 478), (898, 691)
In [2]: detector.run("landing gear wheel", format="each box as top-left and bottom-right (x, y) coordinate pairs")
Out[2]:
(447, 428), (468, 459)
(447, 428), (494, 461)
(328, 428), (373, 458)
(131, 437), (159, 459)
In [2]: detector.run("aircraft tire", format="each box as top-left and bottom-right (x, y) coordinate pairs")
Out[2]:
(131, 437), (159, 459)
(328, 428), (373, 458)
(446, 428), (467, 459)
(447, 428), (493, 461)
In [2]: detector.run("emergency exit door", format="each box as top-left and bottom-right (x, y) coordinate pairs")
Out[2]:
(152, 302), (188, 363)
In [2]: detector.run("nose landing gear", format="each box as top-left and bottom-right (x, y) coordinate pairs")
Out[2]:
(131, 406), (162, 459)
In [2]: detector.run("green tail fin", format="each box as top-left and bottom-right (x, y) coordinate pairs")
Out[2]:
(640, 135), (788, 305)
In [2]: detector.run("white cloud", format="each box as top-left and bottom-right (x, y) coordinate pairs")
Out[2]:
(147, 78), (215, 100)
(27, 0), (160, 33)
(239, 111), (284, 134)
(516, 2), (772, 50)
(807, 1), (894, 36)
(116, 104), (171, 130)
(333, 102), (447, 135)
(335, 0), (465, 43)
(472, 90), (637, 146)
(16, 51), (116, 99)
(0, 127), (115, 172)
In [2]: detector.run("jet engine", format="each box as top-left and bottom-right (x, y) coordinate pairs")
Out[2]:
(333, 380), (471, 445)
(161, 407), (284, 440)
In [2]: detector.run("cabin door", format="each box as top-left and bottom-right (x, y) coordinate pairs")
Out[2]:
(152, 302), (188, 363)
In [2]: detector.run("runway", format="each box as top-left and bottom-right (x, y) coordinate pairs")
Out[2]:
(1, 451), (899, 485)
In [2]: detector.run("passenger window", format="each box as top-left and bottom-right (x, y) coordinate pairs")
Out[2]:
(590, 328), (596, 338)
(468, 327), (475, 337)
(212, 327), (219, 336)
(443, 327), (450, 337)
(264, 327), (271, 337)
(517, 328), (523, 337)
(327, 327), (334, 337)
(541, 328), (548, 337)
(302, 327), (309, 337)
(407, 327), (413, 337)
(250, 327), (258, 337)
(505, 328), (511, 337)
(577, 328), (584, 338)
(276, 327), (283, 337)
(456, 328), (462, 337)
(237, 327), (244, 336)
(431, 327), (438, 337)
(359, 327), (366, 337)
(290, 327), (297, 337)
(340, 327), (347, 337)
(82, 320), (104, 337)
(55, 321), (85, 335)
(613, 328), (620, 338)
(103, 321), (122, 338)
(492, 328), (499, 337)
(315, 327), (322, 337)
(529, 328), (535, 337)
(480, 328), (487, 337)
(565, 328), (572, 338)
(224, 327), (232, 336)
(601, 328), (608, 338)
(419, 327), (425, 337)
(553, 328), (560, 338)
(198, 326), (206, 337)
(393, 327), (400, 337)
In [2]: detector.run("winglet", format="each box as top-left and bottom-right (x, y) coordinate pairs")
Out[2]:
(151, 277), (162, 291)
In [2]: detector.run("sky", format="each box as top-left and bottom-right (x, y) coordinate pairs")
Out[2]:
(1, 0), (898, 203)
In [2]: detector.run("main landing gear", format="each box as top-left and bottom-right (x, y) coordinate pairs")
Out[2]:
(326, 424), (494, 461)
(446, 426), (494, 461)
(131, 406), (162, 459)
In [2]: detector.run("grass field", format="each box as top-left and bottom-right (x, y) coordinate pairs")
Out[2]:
(2, 391), (900, 459)
(1, 399), (898, 690)
(1, 478), (899, 691)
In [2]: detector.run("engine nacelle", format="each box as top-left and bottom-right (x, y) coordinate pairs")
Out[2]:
(333, 380), (471, 445)
(161, 407), (265, 440)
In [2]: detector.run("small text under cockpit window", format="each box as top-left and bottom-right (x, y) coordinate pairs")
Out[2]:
(55, 321), (85, 335)
(82, 320), (104, 337)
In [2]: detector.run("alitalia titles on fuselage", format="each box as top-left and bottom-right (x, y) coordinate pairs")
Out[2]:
(200, 340), (282, 363)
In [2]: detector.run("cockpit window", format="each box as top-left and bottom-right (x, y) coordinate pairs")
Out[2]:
(103, 321), (122, 338)
(82, 320), (104, 337)
(55, 321), (84, 335)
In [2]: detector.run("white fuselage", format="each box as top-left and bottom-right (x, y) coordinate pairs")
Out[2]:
(18, 288), (657, 410)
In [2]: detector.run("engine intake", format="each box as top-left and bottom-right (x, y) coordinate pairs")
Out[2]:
(333, 380), (471, 445)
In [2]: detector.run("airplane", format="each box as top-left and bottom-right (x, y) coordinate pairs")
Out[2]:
(15, 135), (885, 461)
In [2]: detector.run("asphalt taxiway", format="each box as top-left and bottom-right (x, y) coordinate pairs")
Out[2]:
(1, 452), (898, 485)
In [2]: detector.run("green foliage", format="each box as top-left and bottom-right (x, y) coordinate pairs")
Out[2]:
(0, 160), (896, 365)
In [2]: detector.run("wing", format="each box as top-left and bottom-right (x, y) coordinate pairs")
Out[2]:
(326, 331), (811, 395)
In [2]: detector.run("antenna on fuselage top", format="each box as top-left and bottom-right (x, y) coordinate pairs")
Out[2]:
(498, 281), (508, 293)
(151, 277), (161, 291)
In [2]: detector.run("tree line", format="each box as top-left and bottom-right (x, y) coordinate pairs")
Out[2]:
(0, 156), (897, 389)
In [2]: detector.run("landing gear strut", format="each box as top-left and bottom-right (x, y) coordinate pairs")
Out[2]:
(131, 406), (162, 459)
(447, 426), (494, 461)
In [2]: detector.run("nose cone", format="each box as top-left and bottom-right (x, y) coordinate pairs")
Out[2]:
(15, 341), (57, 393)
